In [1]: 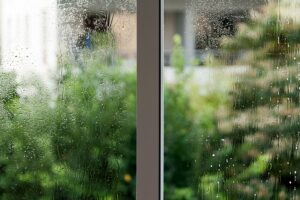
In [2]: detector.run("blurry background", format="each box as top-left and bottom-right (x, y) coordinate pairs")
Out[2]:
(164, 0), (300, 199)
(0, 0), (137, 199)
(1, 0), (300, 199)
(0, 0), (136, 87)
(164, 0), (265, 66)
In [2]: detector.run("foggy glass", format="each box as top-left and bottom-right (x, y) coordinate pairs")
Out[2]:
(164, 0), (300, 199)
(0, 0), (136, 199)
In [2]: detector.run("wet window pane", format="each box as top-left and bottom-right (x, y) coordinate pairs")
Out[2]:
(164, 0), (300, 199)
(0, 0), (136, 199)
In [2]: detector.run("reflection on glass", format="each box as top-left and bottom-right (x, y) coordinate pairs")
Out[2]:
(164, 0), (300, 199)
(0, 0), (136, 199)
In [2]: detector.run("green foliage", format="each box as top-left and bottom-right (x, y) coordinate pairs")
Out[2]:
(0, 32), (136, 199)
(200, 175), (226, 200)
(165, 2), (300, 199)
(91, 32), (116, 49)
(164, 35), (226, 200)
(0, 72), (56, 199)
(171, 34), (185, 73)
(53, 66), (126, 198)
(202, 2), (300, 199)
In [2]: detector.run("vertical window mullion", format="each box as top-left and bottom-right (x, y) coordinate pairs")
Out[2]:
(137, 0), (161, 199)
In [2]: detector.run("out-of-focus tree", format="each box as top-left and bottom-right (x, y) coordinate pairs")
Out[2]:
(202, 1), (300, 199)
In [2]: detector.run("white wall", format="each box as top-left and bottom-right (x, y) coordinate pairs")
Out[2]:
(0, 0), (57, 88)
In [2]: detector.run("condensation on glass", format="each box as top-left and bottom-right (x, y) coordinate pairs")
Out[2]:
(164, 0), (300, 199)
(0, 0), (136, 199)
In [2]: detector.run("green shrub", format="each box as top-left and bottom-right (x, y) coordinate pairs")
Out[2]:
(0, 32), (136, 199)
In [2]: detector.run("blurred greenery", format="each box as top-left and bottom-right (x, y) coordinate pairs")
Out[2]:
(165, 1), (300, 200)
(198, 1), (300, 200)
(0, 32), (136, 199)
(1, 1), (300, 199)
(164, 34), (226, 200)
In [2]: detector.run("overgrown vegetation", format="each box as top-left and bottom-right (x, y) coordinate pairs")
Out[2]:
(0, 32), (136, 199)
(198, 2), (300, 199)
(164, 34), (226, 200)
(1, 1), (300, 199)
(165, 2), (300, 199)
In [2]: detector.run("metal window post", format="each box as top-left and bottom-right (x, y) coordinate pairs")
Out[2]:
(137, 0), (162, 199)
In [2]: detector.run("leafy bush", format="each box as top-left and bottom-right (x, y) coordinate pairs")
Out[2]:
(0, 32), (136, 199)
(164, 35), (225, 200)
(204, 2), (300, 199)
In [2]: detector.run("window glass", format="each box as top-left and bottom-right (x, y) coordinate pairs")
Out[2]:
(164, 0), (300, 199)
(0, 0), (136, 199)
